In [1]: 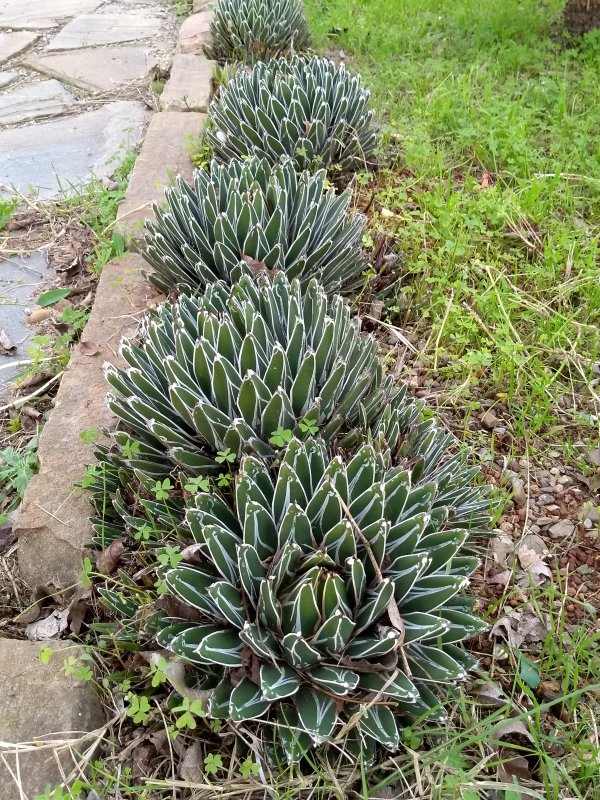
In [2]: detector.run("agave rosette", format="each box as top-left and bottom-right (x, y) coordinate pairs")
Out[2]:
(103, 274), (396, 482)
(155, 437), (488, 759)
(206, 56), (378, 172)
(206, 0), (310, 64)
(143, 158), (366, 295)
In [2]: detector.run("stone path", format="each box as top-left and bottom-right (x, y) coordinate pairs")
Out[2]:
(0, 0), (177, 390)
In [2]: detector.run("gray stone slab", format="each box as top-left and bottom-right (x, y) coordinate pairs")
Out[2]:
(25, 44), (158, 93)
(0, 69), (16, 87)
(0, 0), (103, 31)
(0, 639), (105, 800)
(46, 12), (163, 51)
(0, 30), (38, 65)
(0, 79), (74, 126)
(0, 252), (50, 397)
(16, 253), (156, 588)
(117, 110), (205, 244)
(0, 100), (150, 199)
(160, 52), (214, 112)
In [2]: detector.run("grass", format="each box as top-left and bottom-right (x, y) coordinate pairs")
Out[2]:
(304, 0), (599, 450)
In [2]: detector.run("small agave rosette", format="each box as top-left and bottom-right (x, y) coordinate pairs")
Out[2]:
(156, 438), (487, 760)
(206, 0), (310, 64)
(142, 157), (366, 296)
(103, 275), (395, 482)
(206, 56), (379, 173)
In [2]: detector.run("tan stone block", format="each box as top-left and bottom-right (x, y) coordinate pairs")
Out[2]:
(178, 10), (213, 54)
(0, 639), (105, 800)
(160, 53), (215, 112)
(116, 111), (205, 244)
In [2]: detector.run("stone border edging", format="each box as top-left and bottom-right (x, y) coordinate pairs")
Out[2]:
(16, 109), (207, 588)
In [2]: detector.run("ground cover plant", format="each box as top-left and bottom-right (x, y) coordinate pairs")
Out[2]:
(206, 55), (379, 173)
(143, 157), (367, 295)
(206, 0), (310, 63)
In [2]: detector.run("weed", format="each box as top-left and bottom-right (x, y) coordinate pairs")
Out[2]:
(0, 435), (38, 523)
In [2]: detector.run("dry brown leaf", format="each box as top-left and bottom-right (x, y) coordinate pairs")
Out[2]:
(497, 749), (532, 783)
(180, 741), (203, 782)
(96, 539), (125, 575)
(491, 609), (549, 647)
(80, 340), (101, 357)
(0, 329), (15, 355)
(0, 523), (16, 555)
(15, 585), (54, 624)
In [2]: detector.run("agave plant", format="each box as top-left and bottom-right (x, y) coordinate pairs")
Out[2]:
(206, 56), (378, 173)
(143, 157), (366, 296)
(155, 436), (488, 760)
(206, 0), (309, 64)
(103, 274), (395, 485)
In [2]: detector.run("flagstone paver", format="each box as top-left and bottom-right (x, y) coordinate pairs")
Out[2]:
(0, 30), (39, 64)
(0, 101), (149, 198)
(24, 44), (158, 92)
(0, 0), (103, 30)
(0, 78), (74, 126)
(46, 12), (164, 51)
(0, 69), (16, 86)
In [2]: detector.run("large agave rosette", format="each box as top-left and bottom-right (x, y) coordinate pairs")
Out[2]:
(156, 437), (488, 760)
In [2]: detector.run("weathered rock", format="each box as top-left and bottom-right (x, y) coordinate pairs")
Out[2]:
(0, 79), (74, 126)
(0, 100), (149, 199)
(178, 10), (213, 53)
(116, 111), (205, 244)
(588, 447), (600, 467)
(0, 69), (16, 87)
(46, 12), (163, 51)
(15, 254), (155, 588)
(510, 476), (527, 507)
(549, 520), (575, 540)
(0, 639), (105, 800)
(24, 45), (158, 92)
(192, 0), (214, 10)
(0, 0), (103, 30)
(160, 53), (214, 112)
(0, 30), (38, 64)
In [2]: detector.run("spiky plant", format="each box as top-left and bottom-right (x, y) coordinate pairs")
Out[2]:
(206, 0), (310, 64)
(102, 274), (395, 486)
(143, 158), (366, 296)
(154, 436), (488, 760)
(206, 56), (378, 173)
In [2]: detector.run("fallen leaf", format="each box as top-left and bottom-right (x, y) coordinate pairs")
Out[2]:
(6, 214), (38, 231)
(472, 680), (509, 707)
(80, 340), (101, 357)
(36, 288), (71, 308)
(131, 744), (156, 779)
(180, 741), (203, 782)
(15, 585), (54, 624)
(0, 329), (15, 355)
(0, 523), (16, 554)
(491, 609), (549, 647)
(96, 539), (126, 575)
(25, 609), (69, 640)
(67, 586), (91, 634)
(497, 748), (532, 783)
(495, 718), (535, 745)
(517, 544), (552, 578)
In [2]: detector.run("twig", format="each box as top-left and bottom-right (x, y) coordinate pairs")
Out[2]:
(0, 371), (63, 414)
